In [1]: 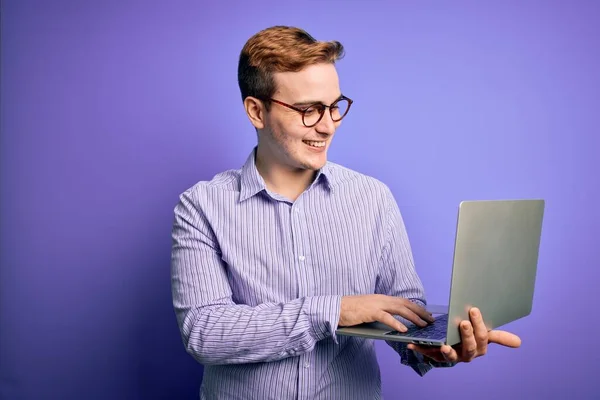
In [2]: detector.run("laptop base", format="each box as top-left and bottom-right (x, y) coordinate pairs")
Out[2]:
(336, 311), (450, 346)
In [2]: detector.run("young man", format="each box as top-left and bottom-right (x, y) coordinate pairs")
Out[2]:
(171, 26), (521, 399)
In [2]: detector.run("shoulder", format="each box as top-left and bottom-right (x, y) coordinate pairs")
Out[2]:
(325, 161), (395, 204)
(185, 168), (240, 195)
(175, 168), (241, 213)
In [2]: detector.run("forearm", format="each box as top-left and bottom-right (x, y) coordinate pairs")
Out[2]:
(177, 295), (341, 365)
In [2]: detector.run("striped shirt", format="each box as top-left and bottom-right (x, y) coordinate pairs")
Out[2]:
(171, 148), (438, 400)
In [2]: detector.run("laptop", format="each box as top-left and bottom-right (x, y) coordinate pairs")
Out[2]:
(336, 199), (545, 347)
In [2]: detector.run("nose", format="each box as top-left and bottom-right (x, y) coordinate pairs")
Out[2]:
(314, 110), (337, 135)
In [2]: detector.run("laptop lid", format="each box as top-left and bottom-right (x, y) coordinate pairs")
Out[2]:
(443, 199), (545, 345)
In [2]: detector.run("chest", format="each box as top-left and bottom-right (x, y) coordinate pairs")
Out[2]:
(214, 192), (387, 305)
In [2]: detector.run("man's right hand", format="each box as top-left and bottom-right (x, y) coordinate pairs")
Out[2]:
(338, 294), (435, 332)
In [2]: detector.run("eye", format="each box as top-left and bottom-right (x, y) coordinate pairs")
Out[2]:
(304, 104), (324, 115)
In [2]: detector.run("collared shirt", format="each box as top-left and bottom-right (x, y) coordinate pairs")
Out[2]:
(171, 148), (435, 400)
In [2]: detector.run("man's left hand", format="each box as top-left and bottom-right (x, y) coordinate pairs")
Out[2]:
(407, 307), (522, 363)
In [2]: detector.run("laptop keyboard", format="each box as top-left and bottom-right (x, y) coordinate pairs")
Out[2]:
(385, 314), (448, 341)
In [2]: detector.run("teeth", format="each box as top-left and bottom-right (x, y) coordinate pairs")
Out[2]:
(304, 140), (326, 148)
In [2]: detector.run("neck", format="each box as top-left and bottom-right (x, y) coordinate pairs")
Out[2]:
(255, 146), (317, 202)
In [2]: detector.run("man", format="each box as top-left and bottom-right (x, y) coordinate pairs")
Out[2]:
(171, 26), (521, 399)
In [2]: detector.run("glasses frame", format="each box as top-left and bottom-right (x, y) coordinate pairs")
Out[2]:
(262, 95), (353, 127)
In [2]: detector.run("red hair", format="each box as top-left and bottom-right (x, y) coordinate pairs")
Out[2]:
(237, 26), (345, 104)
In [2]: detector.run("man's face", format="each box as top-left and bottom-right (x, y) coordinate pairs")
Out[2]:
(259, 63), (342, 171)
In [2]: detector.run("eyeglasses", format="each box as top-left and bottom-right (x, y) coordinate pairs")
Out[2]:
(263, 95), (353, 127)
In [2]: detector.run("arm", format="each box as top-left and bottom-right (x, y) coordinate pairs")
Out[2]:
(171, 190), (341, 366)
(375, 189), (455, 376)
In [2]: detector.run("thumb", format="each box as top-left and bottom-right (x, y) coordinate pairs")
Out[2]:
(487, 330), (522, 348)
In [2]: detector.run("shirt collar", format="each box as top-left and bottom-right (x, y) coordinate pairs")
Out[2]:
(239, 147), (334, 202)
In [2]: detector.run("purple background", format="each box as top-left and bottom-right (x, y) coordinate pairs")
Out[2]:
(1, 0), (599, 399)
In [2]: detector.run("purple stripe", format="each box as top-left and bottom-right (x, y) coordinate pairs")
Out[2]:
(171, 149), (432, 399)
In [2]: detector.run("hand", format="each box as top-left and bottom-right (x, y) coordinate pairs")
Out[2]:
(339, 294), (435, 332)
(407, 307), (522, 363)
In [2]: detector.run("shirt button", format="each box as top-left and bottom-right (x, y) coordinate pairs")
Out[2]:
(304, 363), (310, 368)
(299, 255), (305, 261)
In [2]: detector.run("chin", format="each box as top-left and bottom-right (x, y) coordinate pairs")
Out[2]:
(302, 158), (327, 171)
(289, 146), (328, 170)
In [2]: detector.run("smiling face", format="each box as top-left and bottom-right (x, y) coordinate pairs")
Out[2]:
(258, 62), (342, 172)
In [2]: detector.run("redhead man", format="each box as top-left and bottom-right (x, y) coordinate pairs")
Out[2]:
(171, 26), (521, 400)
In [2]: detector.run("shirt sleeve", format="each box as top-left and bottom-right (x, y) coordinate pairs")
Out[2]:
(375, 188), (455, 376)
(170, 189), (342, 366)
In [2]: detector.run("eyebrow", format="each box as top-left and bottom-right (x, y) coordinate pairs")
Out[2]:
(293, 101), (322, 107)
(293, 95), (343, 108)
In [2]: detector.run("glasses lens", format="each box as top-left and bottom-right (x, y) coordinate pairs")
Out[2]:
(330, 98), (350, 121)
(303, 104), (325, 127)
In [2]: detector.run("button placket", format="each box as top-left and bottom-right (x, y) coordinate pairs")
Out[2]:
(291, 201), (308, 297)
(292, 198), (315, 400)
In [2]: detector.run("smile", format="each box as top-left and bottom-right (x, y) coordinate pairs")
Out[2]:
(303, 140), (326, 148)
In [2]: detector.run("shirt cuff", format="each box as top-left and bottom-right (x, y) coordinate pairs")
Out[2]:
(307, 295), (342, 343)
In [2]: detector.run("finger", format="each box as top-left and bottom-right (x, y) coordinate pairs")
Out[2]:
(403, 301), (436, 323)
(459, 321), (478, 362)
(377, 311), (408, 332)
(440, 344), (458, 363)
(407, 344), (447, 363)
(469, 308), (489, 354)
(387, 300), (433, 327)
(389, 306), (429, 328)
(488, 330), (522, 348)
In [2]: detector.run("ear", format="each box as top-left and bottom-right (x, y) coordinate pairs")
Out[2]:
(244, 97), (266, 130)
